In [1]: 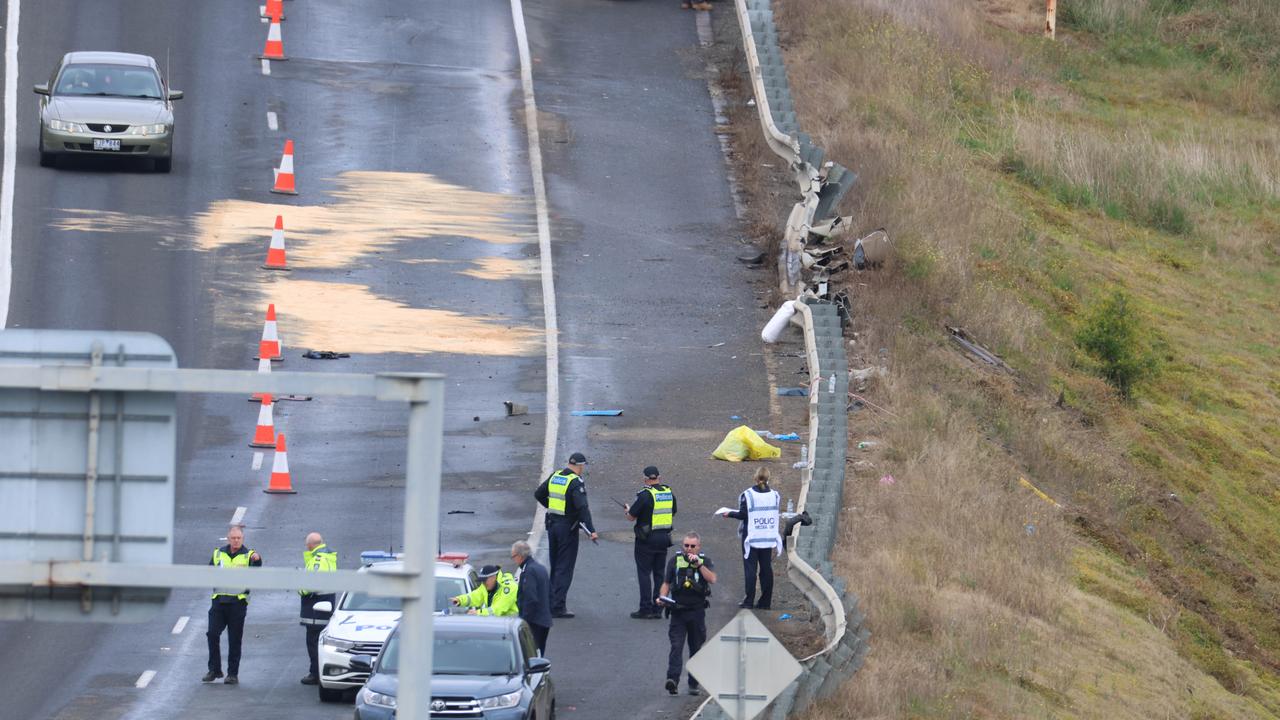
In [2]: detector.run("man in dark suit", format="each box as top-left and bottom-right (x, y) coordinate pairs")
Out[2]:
(511, 540), (552, 655)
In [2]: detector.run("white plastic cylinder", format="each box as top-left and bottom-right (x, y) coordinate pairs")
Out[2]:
(761, 301), (796, 343)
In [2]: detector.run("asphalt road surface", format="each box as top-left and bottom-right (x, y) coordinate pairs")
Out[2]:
(0, 0), (786, 717)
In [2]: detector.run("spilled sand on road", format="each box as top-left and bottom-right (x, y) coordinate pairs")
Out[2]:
(459, 256), (538, 281)
(273, 280), (541, 357)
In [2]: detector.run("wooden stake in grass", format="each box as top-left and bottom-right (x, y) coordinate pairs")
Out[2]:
(1045, 0), (1057, 39)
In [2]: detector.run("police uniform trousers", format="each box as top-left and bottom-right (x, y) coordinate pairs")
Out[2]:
(207, 598), (248, 675)
(305, 624), (324, 676)
(743, 547), (774, 609)
(546, 520), (579, 614)
(667, 608), (707, 689)
(633, 540), (668, 612)
(530, 623), (550, 656)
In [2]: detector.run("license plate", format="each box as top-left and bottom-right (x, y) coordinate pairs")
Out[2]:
(93, 138), (121, 151)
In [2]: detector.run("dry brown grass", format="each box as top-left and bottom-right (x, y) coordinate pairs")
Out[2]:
(739, 0), (1280, 716)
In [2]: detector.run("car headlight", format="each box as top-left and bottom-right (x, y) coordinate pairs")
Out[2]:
(47, 119), (88, 133)
(320, 634), (356, 651)
(477, 690), (523, 710)
(359, 687), (397, 709)
(126, 123), (168, 136)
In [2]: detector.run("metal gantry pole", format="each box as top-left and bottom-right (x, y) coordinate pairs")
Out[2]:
(393, 376), (445, 720)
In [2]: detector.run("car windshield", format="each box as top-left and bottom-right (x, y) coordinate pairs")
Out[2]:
(55, 63), (162, 99)
(341, 576), (467, 611)
(379, 632), (519, 676)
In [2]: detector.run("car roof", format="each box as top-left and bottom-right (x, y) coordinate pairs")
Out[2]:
(62, 52), (156, 69)
(356, 560), (473, 578)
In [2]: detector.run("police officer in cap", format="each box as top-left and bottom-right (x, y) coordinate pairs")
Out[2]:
(657, 531), (716, 695)
(299, 532), (338, 685)
(203, 526), (262, 685)
(452, 564), (519, 616)
(626, 465), (676, 619)
(534, 452), (597, 618)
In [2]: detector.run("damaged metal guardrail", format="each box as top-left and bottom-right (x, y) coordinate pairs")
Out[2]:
(690, 3), (869, 718)
(733, 0), (857, 296)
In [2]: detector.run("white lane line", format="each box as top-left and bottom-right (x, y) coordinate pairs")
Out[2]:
(230, 505), (248, 526)
(509, 0), (559, 553)
(266, 111), (278, 131)
(170, 616), (189, 635)
(135, 670), (157, 689)
(251, 452), (264, 471)
(1, 0), (22, 328)
(260, 59), (271, 76)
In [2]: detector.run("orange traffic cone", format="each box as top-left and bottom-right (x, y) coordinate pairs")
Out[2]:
(261, 0), (285, 22)
(264, 434), (297, 494)
(261, 215), (291, 270)
(260, 17), (287, 60)
(249, 394), (276, 448)
(256, 303), (284, 362)
(249, 357), (272, 402)
(271, 140), (297, 195)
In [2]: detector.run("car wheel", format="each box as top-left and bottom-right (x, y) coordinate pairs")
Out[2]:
(550, 701), (557, 720)
(154, 156), (172, 173)
(39, 151), (54, 168)
(318, 685), (345, 703)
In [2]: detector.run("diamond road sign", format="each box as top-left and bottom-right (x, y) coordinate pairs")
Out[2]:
(687, 610), (804, 720)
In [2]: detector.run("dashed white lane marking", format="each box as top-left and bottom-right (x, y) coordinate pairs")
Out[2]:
(170, 616), (189, 635)
(230, 505), (248, 526)
(1, 0), (22, 328)
(266, 111), (278, 131)
(135, 670), (157, 689)
(260, 59), (271, 76)
(251, 452), (264, 471)
(509, 0), (559, 554)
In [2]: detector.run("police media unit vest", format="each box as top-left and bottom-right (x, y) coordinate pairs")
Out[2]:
(547, 471), (578, 515)
(212, 548), (256, 601)
(744, 488), (783, 558)
(647, 485), (674, 530)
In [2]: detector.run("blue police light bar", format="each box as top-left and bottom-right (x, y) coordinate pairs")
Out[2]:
(360, 550), (402, 566)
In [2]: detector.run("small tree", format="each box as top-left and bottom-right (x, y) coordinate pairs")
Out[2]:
(1075, 288), (1156, 398)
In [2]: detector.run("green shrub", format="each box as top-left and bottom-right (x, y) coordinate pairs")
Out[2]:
(1075, 289), (1158, 397)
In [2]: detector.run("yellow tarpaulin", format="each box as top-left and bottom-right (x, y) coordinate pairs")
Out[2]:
(712, 425), (782, 462)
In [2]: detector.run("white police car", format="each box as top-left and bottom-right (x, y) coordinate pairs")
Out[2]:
(315, 551), (477, 702)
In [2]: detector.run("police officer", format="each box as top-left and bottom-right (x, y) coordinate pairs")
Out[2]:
(451, 564), (519, 616)
(626, 465), (676, 619)
(718, 467), (782, 609)
(299, 532), (337, 686)
(203, 526), (262, 685)
(534, 452), (597, 618)
(657, 531), (716, 695)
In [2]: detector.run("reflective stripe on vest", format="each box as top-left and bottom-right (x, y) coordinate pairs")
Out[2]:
(744, 489), (783, 558)
(212, 548), (255, 600)
(547, 471), (577, 515)
(300, 544), (338, 596)
(647, 486), (674, 530)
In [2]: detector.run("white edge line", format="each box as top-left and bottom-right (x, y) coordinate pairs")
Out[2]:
(230, 505), (247, 526)
(1, 0), (21, 328)
(135, 670), (157, 689)
(260, 59), (271, 76)
(170, 616), (189, 635)
(509, 0), (556, 554)
(266, 111), (278, 131)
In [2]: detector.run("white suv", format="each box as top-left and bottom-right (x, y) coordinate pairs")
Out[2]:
(316, 552), (476, 702)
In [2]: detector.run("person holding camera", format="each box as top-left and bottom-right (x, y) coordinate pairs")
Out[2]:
(656, 531), (717, 696)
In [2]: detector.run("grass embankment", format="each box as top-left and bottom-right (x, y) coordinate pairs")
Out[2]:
(767, 0), (1280, 716)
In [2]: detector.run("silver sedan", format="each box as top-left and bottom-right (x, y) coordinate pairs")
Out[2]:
(34, 51), (183, 172)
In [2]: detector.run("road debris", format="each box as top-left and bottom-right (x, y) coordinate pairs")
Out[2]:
(761, 300), (797, 343)
(776, 387), (808, 397)
(302, 350), (350, 359)
(504, 401), (528, 416)
(570, 410), (623, 417)
(712, 425), (781, 462)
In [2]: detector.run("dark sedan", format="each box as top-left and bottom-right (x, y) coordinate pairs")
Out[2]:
(352, 616), (555, 720)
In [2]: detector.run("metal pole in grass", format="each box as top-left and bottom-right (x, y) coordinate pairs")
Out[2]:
(1045, 0), (1057, 39)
